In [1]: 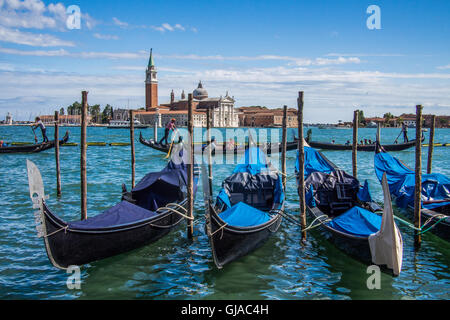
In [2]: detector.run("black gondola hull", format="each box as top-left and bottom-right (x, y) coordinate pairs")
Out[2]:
(307, 206), (373, 264)
(139, 133), (297, 155)
(0, 131), (69, 154)
(207, 211), (283, 268)
(306, 136), (424, 152)
(40, 199), (186, 269)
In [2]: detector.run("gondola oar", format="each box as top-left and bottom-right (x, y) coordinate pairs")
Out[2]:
(164, 129), (179, 159)
(31, 126), (38, 143)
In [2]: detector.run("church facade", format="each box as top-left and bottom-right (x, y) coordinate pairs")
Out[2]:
(137, 50), (239, 128)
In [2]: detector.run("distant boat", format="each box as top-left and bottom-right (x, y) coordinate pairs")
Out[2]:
(108, 119), (148, 129)
(366, 121), (378, 128)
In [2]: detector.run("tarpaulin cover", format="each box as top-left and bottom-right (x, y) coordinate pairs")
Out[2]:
(68, 158), (195, 229)
(357, 180), (372, 202)
(219, 201), (271, 227)
(296, 146), (335, 179)
(326, 206), (382, 237)
(217, 147), (284, 211)
(69, 201), (157, 230)
(374, 152), (450, 209)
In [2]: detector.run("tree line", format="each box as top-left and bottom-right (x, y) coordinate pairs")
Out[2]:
(58, 102), (114, 124)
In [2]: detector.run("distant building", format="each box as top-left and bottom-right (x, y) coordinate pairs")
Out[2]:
(39, 114), (91, 125)
(238, 106), (297, 127)
(139, 50), (238, 127)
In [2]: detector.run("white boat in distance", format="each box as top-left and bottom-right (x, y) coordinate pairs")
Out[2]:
(107, 119), (148, 129)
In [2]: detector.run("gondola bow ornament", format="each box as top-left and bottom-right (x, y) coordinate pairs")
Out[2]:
(368, 173), (403, 276)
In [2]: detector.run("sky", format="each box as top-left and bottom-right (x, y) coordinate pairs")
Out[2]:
(0, 0), (449, 122)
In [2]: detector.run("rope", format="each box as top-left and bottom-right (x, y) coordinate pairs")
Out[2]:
(418, 215), (448, 235)
(165, 202), (188, 213)
(302, 214), (331, 232)
(44, 225), (68, 238)
(156, 206), (193, 220)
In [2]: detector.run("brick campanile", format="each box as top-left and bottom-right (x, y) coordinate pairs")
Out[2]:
(145, 49), (158, 110)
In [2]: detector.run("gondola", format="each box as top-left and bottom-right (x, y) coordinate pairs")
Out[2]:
(0, 131), (69, 154)
(303, 136), (424, 152)
(296, 142), (403, 275)
(26, 145), (199, 269)
(139, 132), (298, 155)
(374, 144), (450, 241)
(201, 146), (285, 268)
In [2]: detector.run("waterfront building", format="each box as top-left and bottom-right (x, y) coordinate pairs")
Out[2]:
(5, 112), (12, 125)
(238, 106), (297, 127)
(139, 50), (239, 127)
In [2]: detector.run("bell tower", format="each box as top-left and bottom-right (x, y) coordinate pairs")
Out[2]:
(145, 48), (158, 110)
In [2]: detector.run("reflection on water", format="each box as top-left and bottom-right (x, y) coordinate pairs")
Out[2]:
(0, 126), (449, 299)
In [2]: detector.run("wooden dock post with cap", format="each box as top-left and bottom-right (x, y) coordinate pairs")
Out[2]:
(54, 111), (61, 197)
(129, 109), (136, 189)
(414, 104), (423, 249)
(154, 121), (158, 142)
(80, 91), (88, 220)
(187, 93), (195, 239)
(352, 110), (359, 179)
(427, 115), (436, 174)
(297, 92), (306, 241)
(281, 105), (288, 189)
(206, 108), (213, 197)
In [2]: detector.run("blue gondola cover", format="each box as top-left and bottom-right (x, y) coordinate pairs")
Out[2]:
(69, 201), (158, 230)
(219, 202), (271, 227)
(296, 147), (335, 179)
(326, 206), (382, 237)
(375, 152), (450, 209)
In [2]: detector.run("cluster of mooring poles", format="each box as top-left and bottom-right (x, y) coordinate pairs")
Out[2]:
(52, 91), (437, 246)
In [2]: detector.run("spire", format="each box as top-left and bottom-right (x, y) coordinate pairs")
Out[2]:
(198, 80), (203, 88)
(148, 48), (154, 68)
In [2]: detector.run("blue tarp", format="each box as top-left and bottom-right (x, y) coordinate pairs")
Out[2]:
(296, 146), (335, 179)
(69, 201), (157, 230)
(374, 152), (450, 209)
(219, 201), (271, 227)
(326, 206), (381, 237)
(233, 147), (269, 175)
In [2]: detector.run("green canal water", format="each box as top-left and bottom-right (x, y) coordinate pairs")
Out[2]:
(0, 125), (449, 300)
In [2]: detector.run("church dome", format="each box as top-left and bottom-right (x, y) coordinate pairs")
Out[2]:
(193, 81), (208, 100)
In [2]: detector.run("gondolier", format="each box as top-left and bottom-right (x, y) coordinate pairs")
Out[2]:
(32, 117), (49, 143)
(401, 122), (409, 142)
(159, 118), (176, 145)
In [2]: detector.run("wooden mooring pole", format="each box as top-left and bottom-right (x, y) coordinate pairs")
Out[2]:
(281, 105), (288, 190)
(297, 92), (306, 242)
(414, 104), (423, 249)
(352, 110), (359, 179)
(80, 91), (88, 220)
(54, 111), (61, 197)
(427, 115), (436, 174)
(130, 110), (135, 189)
(206, 108), (213, 197)
(187, 93), (194, 239)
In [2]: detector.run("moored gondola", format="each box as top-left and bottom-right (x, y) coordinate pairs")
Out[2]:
(296, 143), (403, 275)
(374, 143), (450, 241)
(202, 146), (285, 268)
(303, 136), (424, 152)
(0, 131), (69, 154)
(27, 145), (198, 269)
(139, 132), (298, 155)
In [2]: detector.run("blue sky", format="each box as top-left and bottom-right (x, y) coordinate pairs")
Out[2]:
(0, 0), (449, 122)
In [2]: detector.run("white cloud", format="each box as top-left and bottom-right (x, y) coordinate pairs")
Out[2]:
(437, 64), (450, 70)
(112, 17), (128, 28)
(151, 23), (187, 32)
(0, 25), (74, 46)
(93, 33), (119, 40)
